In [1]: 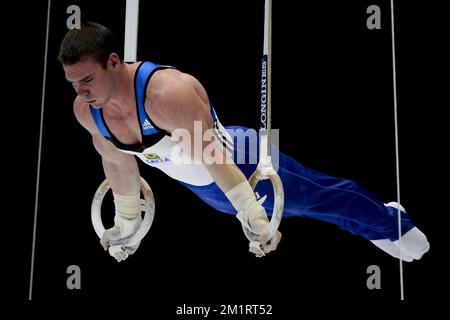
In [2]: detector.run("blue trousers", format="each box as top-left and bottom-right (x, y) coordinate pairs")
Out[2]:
(179, 126), (414, 241)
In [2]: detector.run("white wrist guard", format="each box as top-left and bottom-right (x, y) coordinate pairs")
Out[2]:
(113, 192), (141, 219)
(113, 192), (142, 237)
(225, 181), (268, 234)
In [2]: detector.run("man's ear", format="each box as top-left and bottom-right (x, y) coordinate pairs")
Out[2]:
(109, 53), (120, 69)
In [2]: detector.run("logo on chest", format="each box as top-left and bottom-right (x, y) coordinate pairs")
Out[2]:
(143, 153), (170, 164)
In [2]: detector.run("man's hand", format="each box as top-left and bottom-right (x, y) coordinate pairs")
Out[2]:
(248, 218), (282, 257)
(100, 215), (142, 262)
(224, 180), (282, 257)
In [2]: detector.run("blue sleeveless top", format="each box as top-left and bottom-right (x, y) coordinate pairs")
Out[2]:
(89, 61), (172, 152)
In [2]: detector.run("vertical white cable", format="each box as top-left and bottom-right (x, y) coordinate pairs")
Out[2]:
(390, 0), (404, 300)
(125, 0), (140, 62)
(29, 0), (51, 301)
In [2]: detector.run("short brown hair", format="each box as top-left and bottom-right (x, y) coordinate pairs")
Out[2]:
(58, 22), (122, 68)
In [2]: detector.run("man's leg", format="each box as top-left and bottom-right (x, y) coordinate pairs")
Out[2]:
(246, 151), (429, 260)
(179, 126), (429, 260)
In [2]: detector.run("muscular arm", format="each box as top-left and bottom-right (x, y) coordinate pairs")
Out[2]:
(73, 98), (141, 195)
(149, 71), (279, 254)
(148, 70), (280, 255)
(73, 98), (144, 261)
(148, 70), (246, 193)
(92, 135), (141, 195)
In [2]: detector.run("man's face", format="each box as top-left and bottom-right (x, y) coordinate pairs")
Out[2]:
(63, 56), (117, 107)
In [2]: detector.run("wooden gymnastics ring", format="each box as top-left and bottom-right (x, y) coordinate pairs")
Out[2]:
(91, 177), (155, 248)
(248, 165), (284, 242)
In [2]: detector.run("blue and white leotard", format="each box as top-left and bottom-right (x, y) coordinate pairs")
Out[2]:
(90, 61), (414, 241)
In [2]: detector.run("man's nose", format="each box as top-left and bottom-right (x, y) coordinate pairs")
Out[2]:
(74, 84), (89, 97)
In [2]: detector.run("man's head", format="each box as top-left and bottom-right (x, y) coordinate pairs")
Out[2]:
(59, 22), (123, 106)
(58, 21), (122, 68)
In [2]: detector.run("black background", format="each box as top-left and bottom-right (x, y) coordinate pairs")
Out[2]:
(7, 0), (447, 310)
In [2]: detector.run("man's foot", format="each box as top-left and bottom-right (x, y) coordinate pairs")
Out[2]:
(393, 227), (430, 260)
(370, 202), (430, 262)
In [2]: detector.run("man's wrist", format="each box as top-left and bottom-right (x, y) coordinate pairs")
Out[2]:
(113, 192), (141, 219)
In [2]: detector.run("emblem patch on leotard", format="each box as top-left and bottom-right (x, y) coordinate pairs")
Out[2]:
(143, 153), (170, 164)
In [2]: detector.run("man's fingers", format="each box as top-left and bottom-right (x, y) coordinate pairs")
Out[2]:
(250, 229), (282, 256)
(262, 231), (282, 253)
(100, 226), (122, 250)
(247, 219), (282, 257)
(113, 251), (129, 262)
(100, 238), (109, 251)
(259, 224), (270, 247)
(124, 241), (141, 255)
(249, 245), (265, 257)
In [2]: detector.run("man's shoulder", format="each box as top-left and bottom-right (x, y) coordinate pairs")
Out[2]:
(146, 68), (184, 103)
(151, 66), (184, 83)
(148, 68), (198, 97)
